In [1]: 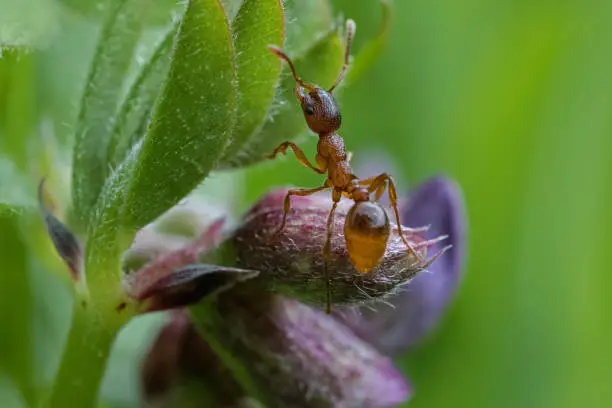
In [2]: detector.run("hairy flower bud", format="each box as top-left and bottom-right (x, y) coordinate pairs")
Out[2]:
(141, 310), (245, 407)
(232, 189), (447, 307)
(195, 288), (411, 408)
(122, 218), (258, 312)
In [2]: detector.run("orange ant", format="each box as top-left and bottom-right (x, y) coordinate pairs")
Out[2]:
(267, 20), (426, 314)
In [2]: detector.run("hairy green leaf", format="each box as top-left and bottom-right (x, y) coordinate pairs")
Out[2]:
(0, 211), (33, 405)
(122, 0), (236, 230)
(233, 30), (344, 166)
(283, 0), (333, 57)
(106, 26), (177, 171)
(71, 0), (147, 229)
(220, 0), (244, 20)
(57, 0), (180, 27)
(219, 0), (284, 166)
(0, 0), (58, 49)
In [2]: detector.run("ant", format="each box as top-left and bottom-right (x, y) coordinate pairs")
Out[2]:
(267, 19), (427, 314)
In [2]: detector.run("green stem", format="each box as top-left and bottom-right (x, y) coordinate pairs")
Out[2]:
(45, 302), (121, 408)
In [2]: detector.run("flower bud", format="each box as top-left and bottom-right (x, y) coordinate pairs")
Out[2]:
(38, 180), (83, 281)
(232, 189), (447, 307)
(141, 310), (244, 407)
(202, 289), (411, 407)
(122, 218), (259, 312)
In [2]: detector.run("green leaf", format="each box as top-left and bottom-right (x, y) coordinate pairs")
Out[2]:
(0, 211), (33, 406)
(219, 0), (284, 166)
(0, 0), (58, 49)
(220, 0), (244, 21)
(106, 26), (177, 171)
(70, 0), (147, 229)
(57, 0), (180, 27)
(233, 30), (345, 166)
(122, 0), (236, 231)
(0, 50), (35, 171)
(344, 0), (392, 87)
(283, 0), (333, 57)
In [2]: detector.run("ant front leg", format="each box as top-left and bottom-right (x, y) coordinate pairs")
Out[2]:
(322, 188), (342, 314)
(365, 173), (425, 264)
(267, 142), (326, 175)
(274, 185), (330, 235)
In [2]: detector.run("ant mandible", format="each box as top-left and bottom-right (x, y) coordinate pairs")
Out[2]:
(267, 19), (425, 314)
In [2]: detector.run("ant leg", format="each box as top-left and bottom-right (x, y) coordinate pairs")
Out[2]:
(366, 173), (425, 264)
(266, 142), (326, 175)
(359, 176), (430, 233)
(357, 176), (387, 201)
(322, 189), (342, 314)
(274, 185), (329, 235)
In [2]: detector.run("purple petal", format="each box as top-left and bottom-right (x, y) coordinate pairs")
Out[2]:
(138, 264), (259, 312)
(141, 310), (244, 406)
(335, 176), (467, 356)
(201, 289), (412, 407)
(122, 219), (259, 312)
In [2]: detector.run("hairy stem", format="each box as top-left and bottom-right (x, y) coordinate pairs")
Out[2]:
(45, 301), (121, 408)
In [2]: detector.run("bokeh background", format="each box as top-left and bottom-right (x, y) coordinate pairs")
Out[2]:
(1, 0), (612, 407)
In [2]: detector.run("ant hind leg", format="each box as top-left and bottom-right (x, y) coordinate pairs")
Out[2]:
(366, 173), (425, 265)
(322, 189), (342, 314)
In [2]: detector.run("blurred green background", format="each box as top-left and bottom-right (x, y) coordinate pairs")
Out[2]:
(2, 0), (612, 407)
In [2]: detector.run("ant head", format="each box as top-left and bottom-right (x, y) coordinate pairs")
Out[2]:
(295, 86), (341, 134)
(343, 201), (390, 273)
(268, 19), (355, 135)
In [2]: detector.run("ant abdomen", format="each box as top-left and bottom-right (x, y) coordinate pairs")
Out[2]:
(344, 201), (390, 273)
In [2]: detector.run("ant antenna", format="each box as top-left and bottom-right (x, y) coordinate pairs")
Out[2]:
(328, 19), (356, 93)
(268, 45), (314, 90)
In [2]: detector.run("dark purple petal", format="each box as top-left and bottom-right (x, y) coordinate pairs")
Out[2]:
(38, 179), (83, 280)
(197, 288), (411, 407)
(335, 176), (467, 356)
(122, 219), (259, 312)
(139, 264), (259, 312)
(141, 310), (244, 406)
(232, 189), (446, 308)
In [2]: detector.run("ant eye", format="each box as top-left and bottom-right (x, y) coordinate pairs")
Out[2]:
(304, 105), (314, 116)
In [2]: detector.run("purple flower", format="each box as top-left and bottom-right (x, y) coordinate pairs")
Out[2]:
(133, 174), (466, 406)
(141, 309), (245, 407)
(232, 189), (448, 307)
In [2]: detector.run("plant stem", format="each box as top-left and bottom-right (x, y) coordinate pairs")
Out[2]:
(45, 301), (121, 408)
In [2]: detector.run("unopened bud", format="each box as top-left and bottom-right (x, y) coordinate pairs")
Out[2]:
(204, 289), (411, 407)
(38, 180), (83, 281)
(232, 189), (447, 308)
